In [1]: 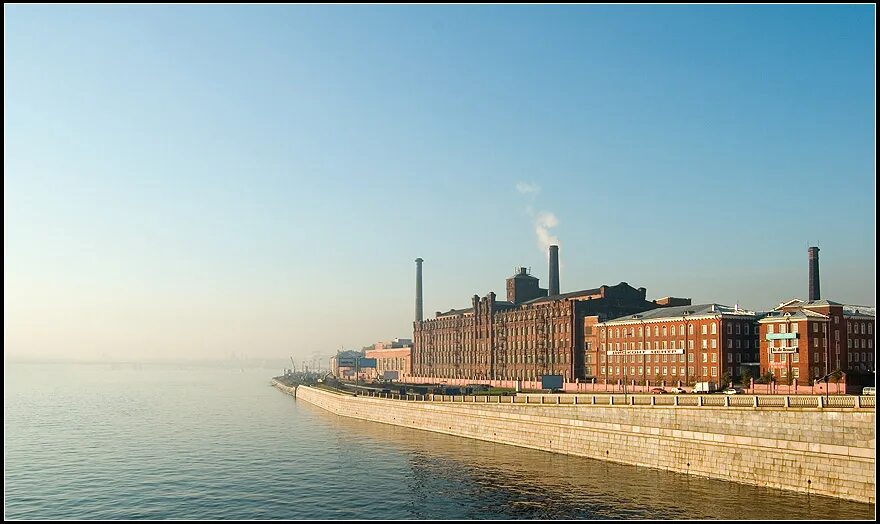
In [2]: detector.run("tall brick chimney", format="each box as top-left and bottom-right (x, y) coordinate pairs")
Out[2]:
(808, 247), (820, 301)
(548, 245), (560, 296)
(415, 258), (424, 321)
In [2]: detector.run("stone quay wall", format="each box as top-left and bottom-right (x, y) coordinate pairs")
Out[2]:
(294, 386), (875, 504)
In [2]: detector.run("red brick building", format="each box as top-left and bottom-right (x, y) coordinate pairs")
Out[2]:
(758, 299), (875, 385)
(595, 304), (760, 386)
(412, 265), (689, 382)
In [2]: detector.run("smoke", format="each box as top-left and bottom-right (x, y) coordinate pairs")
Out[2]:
(515, 182), (560, 255)
(534, 211), (559, 253)
(515, 182), (540, 195)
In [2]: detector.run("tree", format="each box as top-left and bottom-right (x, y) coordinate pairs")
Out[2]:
(720, 371), (732, 387)
(740, 369), (753, 387)
(758, 371), (774, 384)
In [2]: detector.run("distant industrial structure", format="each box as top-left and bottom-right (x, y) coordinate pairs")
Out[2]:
(412, 245), (691, 382)
(408, 245), (874, 387)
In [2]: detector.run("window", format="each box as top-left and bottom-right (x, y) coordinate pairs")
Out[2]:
(689, 366), (695, 375)
(792, 353), (799, 363)
(662, 366), (667, 374)
(781, 354), (787, 363)
(702, 325), (707, 335)
(662, 326), (667, 336)
(727, 324), (733, 335)
(671, 366), (677, 375)
(679, 325), (685, 336)
(814, 339), (819, 348)
(792, 323), (798, 333)
(688, 340), (694, 350)
(688, 354), (694, 362)
(711, 340), (717, 349)
(712, 354), (717, 363)
(711, 323), (717, 335)
(768, 325), (774, 334)
(745, 324), (750, 335)
(702, 353), (708, 363)
(702, 340), (708, 349)
(813, 323), (819, 333)
(711, 367), (717, 377)
(689, 325), (694, 335)
(728, 354), (733, 363)
(792, 368), (799, 378)
(728, 340), (733, 349)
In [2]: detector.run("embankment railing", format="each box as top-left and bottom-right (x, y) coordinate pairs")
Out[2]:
(353, 389), (875, 410)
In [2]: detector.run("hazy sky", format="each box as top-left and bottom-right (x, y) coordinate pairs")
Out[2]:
(5, 5), (875, 362)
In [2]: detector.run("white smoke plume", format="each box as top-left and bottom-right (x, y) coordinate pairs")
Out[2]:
(516, 182), (540, 195)
(534, 211), (559, 253)
(515, 182), (560, 256)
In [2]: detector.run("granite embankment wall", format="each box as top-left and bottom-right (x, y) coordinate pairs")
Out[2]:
(293, 385), (875, 504)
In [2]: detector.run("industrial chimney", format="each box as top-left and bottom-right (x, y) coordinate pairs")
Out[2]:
(415, 258), (424, 321)
(808, 247), (820, 301)
(548, 245), (560, 296)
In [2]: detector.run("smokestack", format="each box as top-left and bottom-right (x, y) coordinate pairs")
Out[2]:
(415, 258), (424, 321)
(548, 245), (559, 296)
(808, 247), (820, 301)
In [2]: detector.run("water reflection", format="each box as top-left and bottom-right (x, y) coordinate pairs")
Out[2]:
(298, 400), (874, 520)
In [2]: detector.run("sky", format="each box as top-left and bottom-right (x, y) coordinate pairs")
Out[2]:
(4, 5), (876, 363)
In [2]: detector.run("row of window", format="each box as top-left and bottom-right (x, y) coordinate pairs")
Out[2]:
(847, 339), (873, 349)
(605, 323), (724, 338)
(847, 321), (873, 335)
(602, 366), (718, 377)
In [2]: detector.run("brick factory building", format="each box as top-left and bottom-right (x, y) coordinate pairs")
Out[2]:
(594, 304), (761, 386)
(411, 246), (690, 382)
(758, 299), (875, 385)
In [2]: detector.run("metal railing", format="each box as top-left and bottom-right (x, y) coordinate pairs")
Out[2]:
(351, 388), (876, 410)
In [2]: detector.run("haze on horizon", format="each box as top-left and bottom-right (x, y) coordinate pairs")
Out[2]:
(4, 5), (876, 363)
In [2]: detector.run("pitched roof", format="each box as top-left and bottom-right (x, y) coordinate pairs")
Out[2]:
(603, 304), (757, 324)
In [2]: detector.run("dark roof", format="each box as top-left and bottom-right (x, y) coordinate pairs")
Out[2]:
(436, 300), (516, 318)
(523, 288), (602, 305)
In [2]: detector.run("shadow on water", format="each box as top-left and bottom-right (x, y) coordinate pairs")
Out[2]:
(295, 399), (875, 520)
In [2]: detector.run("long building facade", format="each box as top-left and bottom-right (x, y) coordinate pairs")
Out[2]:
(412, 246), (690, 382)
(594, 304), (761, 386)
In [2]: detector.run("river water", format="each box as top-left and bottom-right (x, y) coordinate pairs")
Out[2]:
(4, 362), (875, 520)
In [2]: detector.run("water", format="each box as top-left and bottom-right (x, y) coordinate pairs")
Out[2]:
(4, 362), (875, 520)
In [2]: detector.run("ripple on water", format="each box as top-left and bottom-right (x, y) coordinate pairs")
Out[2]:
(4, 363), (876, 520)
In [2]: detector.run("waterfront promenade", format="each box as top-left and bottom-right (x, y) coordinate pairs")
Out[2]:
(282, 381), (876, 504)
